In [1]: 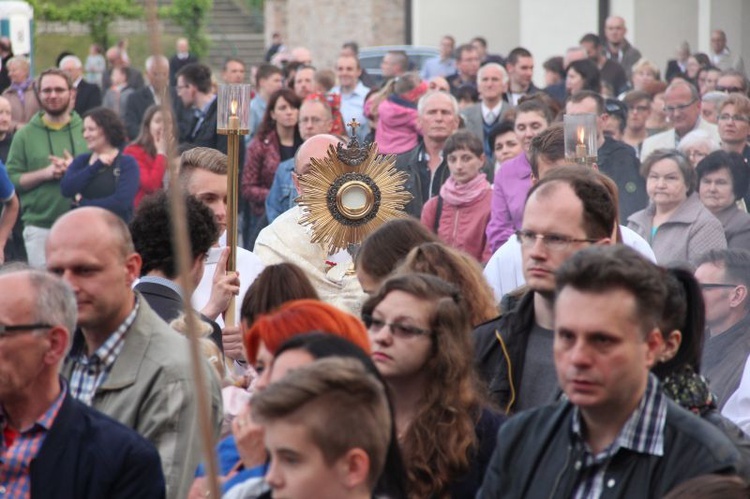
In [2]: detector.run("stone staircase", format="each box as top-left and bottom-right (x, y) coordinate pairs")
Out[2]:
(205, 0), (266, 73)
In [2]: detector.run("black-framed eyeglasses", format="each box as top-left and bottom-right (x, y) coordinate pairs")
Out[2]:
(663, 99), (697, 113)
(362, 314), (432, 338)
(699, 283), (738, 290)
(515, 230), (599, 251)
(0, 323), (53, 338)
(716, 86), (743, 94)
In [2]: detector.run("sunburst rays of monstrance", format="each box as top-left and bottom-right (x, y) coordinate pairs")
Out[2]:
(297, 121), (413, 253)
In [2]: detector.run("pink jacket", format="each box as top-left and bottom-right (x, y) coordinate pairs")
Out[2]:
(421, 188), (493, 263)
(374, 98), (420, 154)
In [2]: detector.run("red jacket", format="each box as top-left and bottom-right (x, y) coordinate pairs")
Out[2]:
(421, 188), (492, 263)
(241, 130), (281, 216)
(123, 144), (166, 207)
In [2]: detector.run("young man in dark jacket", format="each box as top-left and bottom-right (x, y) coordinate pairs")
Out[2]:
(478, 246), (741, 498)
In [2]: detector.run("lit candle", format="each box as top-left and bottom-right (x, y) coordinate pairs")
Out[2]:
(575, 126), (587, 158)
(228, 100), (240, 130)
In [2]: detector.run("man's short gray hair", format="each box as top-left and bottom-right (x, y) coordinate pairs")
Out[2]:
(417, 90), (459, 117)
(146, 54), (169, 72)
(702, 90), (729, 107)
(59, 55), (83, 69)
(478, 62), (508, 83)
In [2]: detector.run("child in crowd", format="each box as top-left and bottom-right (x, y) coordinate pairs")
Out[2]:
(421, 130), (492, 263)
(252, 358), (392, 499)
(370, 71), (427, 154)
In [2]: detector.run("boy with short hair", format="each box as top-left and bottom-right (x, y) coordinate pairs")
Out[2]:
(252, 357), (391, 499)
(250, 64), (284, 139)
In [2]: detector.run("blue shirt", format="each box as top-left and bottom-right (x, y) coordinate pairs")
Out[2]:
(249, 96), (267, 142)
(265, 157), (296, 223)
(421, 56), (457, 80)
(332, 80), (370, 142)
(0, 161), (14, 202)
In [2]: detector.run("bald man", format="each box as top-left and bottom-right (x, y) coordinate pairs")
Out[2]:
(45, 207), (222, 499)
(254, 134), (366, 315)
(603, 15), (642, 79)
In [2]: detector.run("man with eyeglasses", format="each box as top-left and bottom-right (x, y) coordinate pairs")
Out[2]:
(0, 268), (165, 497)
(265, 96), (334, 223)
(6, 68), (87, 268)
(641, 80), (720, 161)
(715, 69), (749, 97)
(695, 249), (750, 416)
(475, 165), (616, 413)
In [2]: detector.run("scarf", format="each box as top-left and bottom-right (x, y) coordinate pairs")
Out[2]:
(439, 172), (489, 207)
(661, 364), (717, 416)
(9, 77), (34, 106)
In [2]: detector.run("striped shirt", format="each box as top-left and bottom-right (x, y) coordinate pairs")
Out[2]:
(570, 374), (667, 499)
(68, 298), (139, 406)
(0, 385), (66, 498)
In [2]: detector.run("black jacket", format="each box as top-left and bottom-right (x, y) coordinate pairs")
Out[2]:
(477, 397), (742, 499)
(73, 79), (102, 116)
(597, 135), (649, 222)
(123, 86), (192, 142)
(473, 290), (534, 414)
(184, 98), (228, 154)
(29, 391), (165, 498)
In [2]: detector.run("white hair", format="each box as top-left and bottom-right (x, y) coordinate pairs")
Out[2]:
(677, 129), (721, 153)
(59, 55), (82, 69)
(145, 54), (169, 72)
(417, 90), (459, 117)
(478, 62), (508, 83)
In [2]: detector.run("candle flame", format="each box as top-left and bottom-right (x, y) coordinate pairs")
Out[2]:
(577, 126), (585, 144)
(230, 100), (238, 115)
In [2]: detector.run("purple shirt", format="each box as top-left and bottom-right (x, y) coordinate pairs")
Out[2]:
(486, 152), (532, 252)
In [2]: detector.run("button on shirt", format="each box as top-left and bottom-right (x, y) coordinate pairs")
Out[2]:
(0, 385), (66, 499)
(570, 374), (667, 499)
(68, 299), (140, 406)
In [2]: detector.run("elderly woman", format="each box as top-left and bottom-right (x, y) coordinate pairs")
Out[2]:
(1, 56), (40, 131)
(677, 129), (721, 168)
(628, 149), (726, 266)
(697, 151), (750, 249)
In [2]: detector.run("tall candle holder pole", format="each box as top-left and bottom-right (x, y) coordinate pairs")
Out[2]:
(217, 84), (251, 325)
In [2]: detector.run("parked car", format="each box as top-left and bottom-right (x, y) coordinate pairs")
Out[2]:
(358, 45), (440, 86)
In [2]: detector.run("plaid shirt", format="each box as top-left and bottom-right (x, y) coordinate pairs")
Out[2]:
(68, 299), (139, 406)
(570, 374), (667, 499)
(0, 384), (66, 499)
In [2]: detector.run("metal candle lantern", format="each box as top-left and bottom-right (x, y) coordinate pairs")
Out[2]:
(564, 113), (598, 166)
(217, 83), (251, 325)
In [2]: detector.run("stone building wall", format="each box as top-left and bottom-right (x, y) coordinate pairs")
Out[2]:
(265, 0), (406, 70)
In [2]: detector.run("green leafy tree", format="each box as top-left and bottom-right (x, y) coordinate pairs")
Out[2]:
(161, 0), (213, 58)
(29, 0), (142, 49)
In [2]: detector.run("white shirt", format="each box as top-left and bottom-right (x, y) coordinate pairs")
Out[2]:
(722, 353), (750, 434)
(481, 102), (503, 124)
(483, 226), (657, 302)
(192, 236), (265, 327)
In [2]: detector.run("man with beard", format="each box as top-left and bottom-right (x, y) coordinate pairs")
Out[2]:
(6, 68), (87, 267)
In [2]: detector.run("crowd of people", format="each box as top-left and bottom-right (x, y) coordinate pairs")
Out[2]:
(1, 15), (750, 498)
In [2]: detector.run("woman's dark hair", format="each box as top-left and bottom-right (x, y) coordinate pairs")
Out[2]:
(543, 56), (565, 80)
(488, 119), (516, 152)
(274, 333), (408, 498)
(131, 105), (163, 157)
(355, 218), (438, 283)
(444, 129), (484, 158)
(653, 267), (706, 379)
(239, 262), (319, 327)
(84, 107), (127, 148)
(455, 84), (479, 104)
(696, 150), (750, 202)
(256, 88), (302, 140)
(567, 59), (601, 94)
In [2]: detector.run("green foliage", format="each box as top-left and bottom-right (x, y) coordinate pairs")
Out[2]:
(160, 0), (213, 58)
(29, 0), (142, 49)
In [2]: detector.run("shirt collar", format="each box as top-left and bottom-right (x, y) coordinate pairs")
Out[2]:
(571, 373), (667, 458)
(75, 296), (140, 366)
(0, 379), (67, 434)
(481, 102), (503, 120)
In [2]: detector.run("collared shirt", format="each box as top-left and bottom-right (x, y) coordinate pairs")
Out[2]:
(191, 95), (217, 138)
(421, 56), (456, 80)
(68, 298), (140, 406)
(481, 102), (503, 125)
(0, 383), (67, 499)
(332, 80), (370, 142)
(570, 374), (667, 499)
